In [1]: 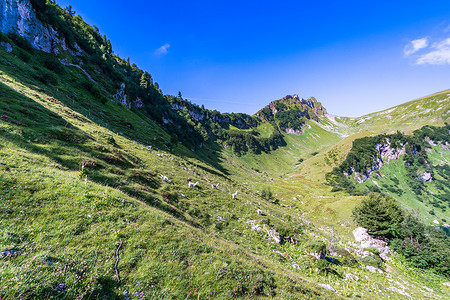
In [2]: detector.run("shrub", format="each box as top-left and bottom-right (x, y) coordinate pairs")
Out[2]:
(364, 247), (380, 256)
(13, 47), (31, 62)
(352, 193), (404, 239)
(33, 69), (57, 85)
(306, 240), (327, 255)
(7, 32), (33, 52)
(261, 188), (273, 200)
(41, 55), (65, 74)
(315, 259), (340, 276)
(359, 255), (383, 268)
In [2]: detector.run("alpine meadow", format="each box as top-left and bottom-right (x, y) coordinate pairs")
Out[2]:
(0, 1), (450, 299)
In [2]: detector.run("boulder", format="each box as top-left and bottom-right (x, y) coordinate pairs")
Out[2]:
(353, 227), (392, 261)
(0, 41), (12, 52)
(422, 172), (432, 182)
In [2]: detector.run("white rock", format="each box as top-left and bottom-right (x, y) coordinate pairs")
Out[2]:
(217, 216), (226, 222)
(345, 273), (359, 281)
(291, 262), (300, 269)
(422, 172), (432, 182)
(433, 220), (440, 225)
(353, 227), (370, 242)
(388, 287), (411, 297)
(366, 265), (382, 273)
(318, 284), (337, 293)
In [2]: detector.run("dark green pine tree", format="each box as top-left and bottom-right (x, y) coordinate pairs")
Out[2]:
(352, 193), (404, 239)
(140, 72), (152, 89)
(65, 5), (76, 15)
(106, 39), (112, 55)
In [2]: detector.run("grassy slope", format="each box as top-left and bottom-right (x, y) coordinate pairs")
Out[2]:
(1, 44), (449, 300)
(326, 89), (450, 136)
(360, 145), (450, 224)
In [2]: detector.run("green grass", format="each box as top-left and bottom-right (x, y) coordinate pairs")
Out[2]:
(1, 35), (450, 299)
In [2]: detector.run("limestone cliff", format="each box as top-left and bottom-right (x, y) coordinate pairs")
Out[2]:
(0, 0), (69, 53)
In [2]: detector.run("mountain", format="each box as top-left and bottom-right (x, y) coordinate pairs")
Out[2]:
(255, 94), (327, 134)
(1, 1), (449, 299)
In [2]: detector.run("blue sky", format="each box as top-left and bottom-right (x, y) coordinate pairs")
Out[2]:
(56, 0), (450, 116)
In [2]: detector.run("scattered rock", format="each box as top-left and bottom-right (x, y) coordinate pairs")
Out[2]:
(264, 227), (282, 243)
(291, 262), (300, 269)
(443, 282), (450, 287)
(366, 265), (383, 273)
(216, 216), (226, 222)
(308, 252), (325, 260)
(318, 283), (337, 293)
(345, 273), (359, 281)
(388, 287), (410, 297)
(353, 227), (392, 261)
(433, 220), (440, 225)
(422, 172), (432, 182)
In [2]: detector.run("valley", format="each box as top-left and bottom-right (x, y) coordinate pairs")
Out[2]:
(0, 1), (450, 299)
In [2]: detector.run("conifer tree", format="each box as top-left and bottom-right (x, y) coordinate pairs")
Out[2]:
(352, 193), (404, 239)
(65, 5), (75, 15)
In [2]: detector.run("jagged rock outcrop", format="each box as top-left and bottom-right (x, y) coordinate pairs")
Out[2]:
(113, 83), (130, 109)
(349, 139), (406, 183)
(255, 94), (327, 135)
(0, 0), (71, 53)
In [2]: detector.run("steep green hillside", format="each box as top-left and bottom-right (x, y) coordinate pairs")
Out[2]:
(1, 1), (450, 299)
(325, 125), (450, 222)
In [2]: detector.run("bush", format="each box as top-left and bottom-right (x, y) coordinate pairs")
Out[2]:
(41, 55), (65, 74)
(33, 69), (57, 85)
(390, 213), (450, 276)
(7, 32), (33, 52)
(352, 193), (404, 239)
(261, 188), (273, 200)
(306, 240), (327, 255)
(359, 255), (383, 268)
(13, 47), (31, 62)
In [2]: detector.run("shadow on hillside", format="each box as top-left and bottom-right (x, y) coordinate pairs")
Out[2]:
(0, 82), (203, 228)
(2, 63), (231, 179)
(175, 142), (231, 179)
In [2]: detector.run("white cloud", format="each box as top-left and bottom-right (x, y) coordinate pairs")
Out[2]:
(416, 38), (450, 65)
(404, 37), (429, 55)
(155, 43), (170, 55)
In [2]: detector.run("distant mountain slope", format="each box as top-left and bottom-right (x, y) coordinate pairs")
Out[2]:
(319, 89), (450, 137)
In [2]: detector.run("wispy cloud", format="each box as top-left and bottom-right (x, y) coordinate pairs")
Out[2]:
(155, 43), (170, 55)
(416, 38), (450, 65)
(404, 37), (429, 55)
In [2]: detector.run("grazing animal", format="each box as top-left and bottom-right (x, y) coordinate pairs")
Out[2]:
(211, 183), (220, 189)
(256, 209), (263, 215)
(187, 178), (192, 183)
(232, 191), (238, 199)
(188, 181), (199, 188)
(161, 175), (171, 183)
